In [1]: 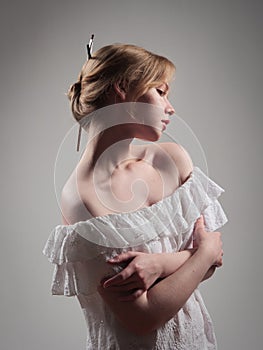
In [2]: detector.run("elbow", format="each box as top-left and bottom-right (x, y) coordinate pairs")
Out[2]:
(127, 310), (182, 336)
(119, 310), (177, 336)
(114, 301), (182, 336)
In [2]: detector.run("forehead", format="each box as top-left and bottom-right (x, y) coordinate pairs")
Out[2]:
(157, 71), (174, 87)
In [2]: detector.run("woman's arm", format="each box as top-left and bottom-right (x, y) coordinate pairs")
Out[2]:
(102, 249), (196, 301)
(102, 249), (216, 301)
(98, 216), (223, 335)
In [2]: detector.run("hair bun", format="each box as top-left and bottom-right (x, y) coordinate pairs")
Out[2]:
(67, 80), (81, 102)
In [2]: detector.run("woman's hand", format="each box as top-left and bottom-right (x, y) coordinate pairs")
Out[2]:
(100, 215), (223, 302)
(193, 215), (223, 267)
(102, 251), (163, 301)
(101, 249), (196, 301)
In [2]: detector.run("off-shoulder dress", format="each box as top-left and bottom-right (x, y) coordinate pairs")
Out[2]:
(43, 166), (228, 350)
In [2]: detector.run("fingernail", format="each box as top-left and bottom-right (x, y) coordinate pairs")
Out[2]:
(103, 281), (110, 288)
(110, 256), (118, 261)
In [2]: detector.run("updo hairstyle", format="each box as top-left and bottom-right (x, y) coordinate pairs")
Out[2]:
(67, 44), (175, 122)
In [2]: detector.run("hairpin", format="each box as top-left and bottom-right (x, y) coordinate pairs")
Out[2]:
(77, 34), (95, 152)
(86, 34), (94, 60)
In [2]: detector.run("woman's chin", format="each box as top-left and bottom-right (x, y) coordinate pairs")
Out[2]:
(136, 126), (162, 142)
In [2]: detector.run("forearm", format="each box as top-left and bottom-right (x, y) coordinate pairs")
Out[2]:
(99, 248), (212, 335)
(103, 249), (196, 292)
(158, 250), (195, 278)
(145, 249), (213, 326)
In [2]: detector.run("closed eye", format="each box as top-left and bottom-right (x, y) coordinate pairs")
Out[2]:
(156, 89), (166, 97)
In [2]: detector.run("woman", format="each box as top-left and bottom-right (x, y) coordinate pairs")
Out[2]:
(43, 43), (227, 349)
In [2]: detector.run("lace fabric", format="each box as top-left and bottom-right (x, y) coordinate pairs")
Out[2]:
(43, 166), (228, 349)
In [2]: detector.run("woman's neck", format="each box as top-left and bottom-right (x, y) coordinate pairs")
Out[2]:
(82, 128), (135, 172)
(76, 103), (146, 176)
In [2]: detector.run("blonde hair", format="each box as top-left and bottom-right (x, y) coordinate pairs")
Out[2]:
(67, 44), (175, 121)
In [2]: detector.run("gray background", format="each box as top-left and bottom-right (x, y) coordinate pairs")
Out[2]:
(1, 0), (262, 349)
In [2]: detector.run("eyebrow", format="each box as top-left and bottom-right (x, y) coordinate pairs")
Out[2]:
(156, 81), (170, 94)
(165, 83), (170, 91)
(160, 82), (169, 92)
(161, 82), (170, 94)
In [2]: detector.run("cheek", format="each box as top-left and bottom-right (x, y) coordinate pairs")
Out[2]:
(137, 90), (157, 104)
(143, 95), (155, 103)
(141, 108), (164, 128)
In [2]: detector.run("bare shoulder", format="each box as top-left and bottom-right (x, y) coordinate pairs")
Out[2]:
(60, 171), (92, 225)
(60, 177), (74, 225)
(158, 142), (194, 184)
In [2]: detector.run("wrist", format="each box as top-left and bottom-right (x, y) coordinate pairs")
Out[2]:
(196, 245), (216, 266)
(159, 251), (193, 278)
(156, 253), (168, 278)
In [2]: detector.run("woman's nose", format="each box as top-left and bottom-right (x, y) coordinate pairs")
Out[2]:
(165, 101), (175, 116)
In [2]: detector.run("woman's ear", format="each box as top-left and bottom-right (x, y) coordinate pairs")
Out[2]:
(113, 82), (127, 101)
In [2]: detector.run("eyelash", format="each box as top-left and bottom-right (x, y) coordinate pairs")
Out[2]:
(156, 89), (166, 97)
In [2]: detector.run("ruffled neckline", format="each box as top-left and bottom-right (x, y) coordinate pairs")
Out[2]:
(44, 165), (227, 262)
(44, 166), (227, 250)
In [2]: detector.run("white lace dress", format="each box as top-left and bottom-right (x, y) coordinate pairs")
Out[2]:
(43, 166), (228, 350)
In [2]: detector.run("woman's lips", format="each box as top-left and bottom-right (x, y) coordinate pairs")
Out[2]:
(161, 120), (170, 130)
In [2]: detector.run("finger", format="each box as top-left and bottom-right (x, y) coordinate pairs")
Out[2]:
(193, 238), (198, 249)
(105, 280), (145, 292)
(106, 273), (145, 287)
(194, 215), (205, 233)
(119, 289), (145, 302)
(103, 266), (135, 288)
(104, 272), (145, 289)
(107, 251), (139, 264)
(214, 257), (223, 267)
